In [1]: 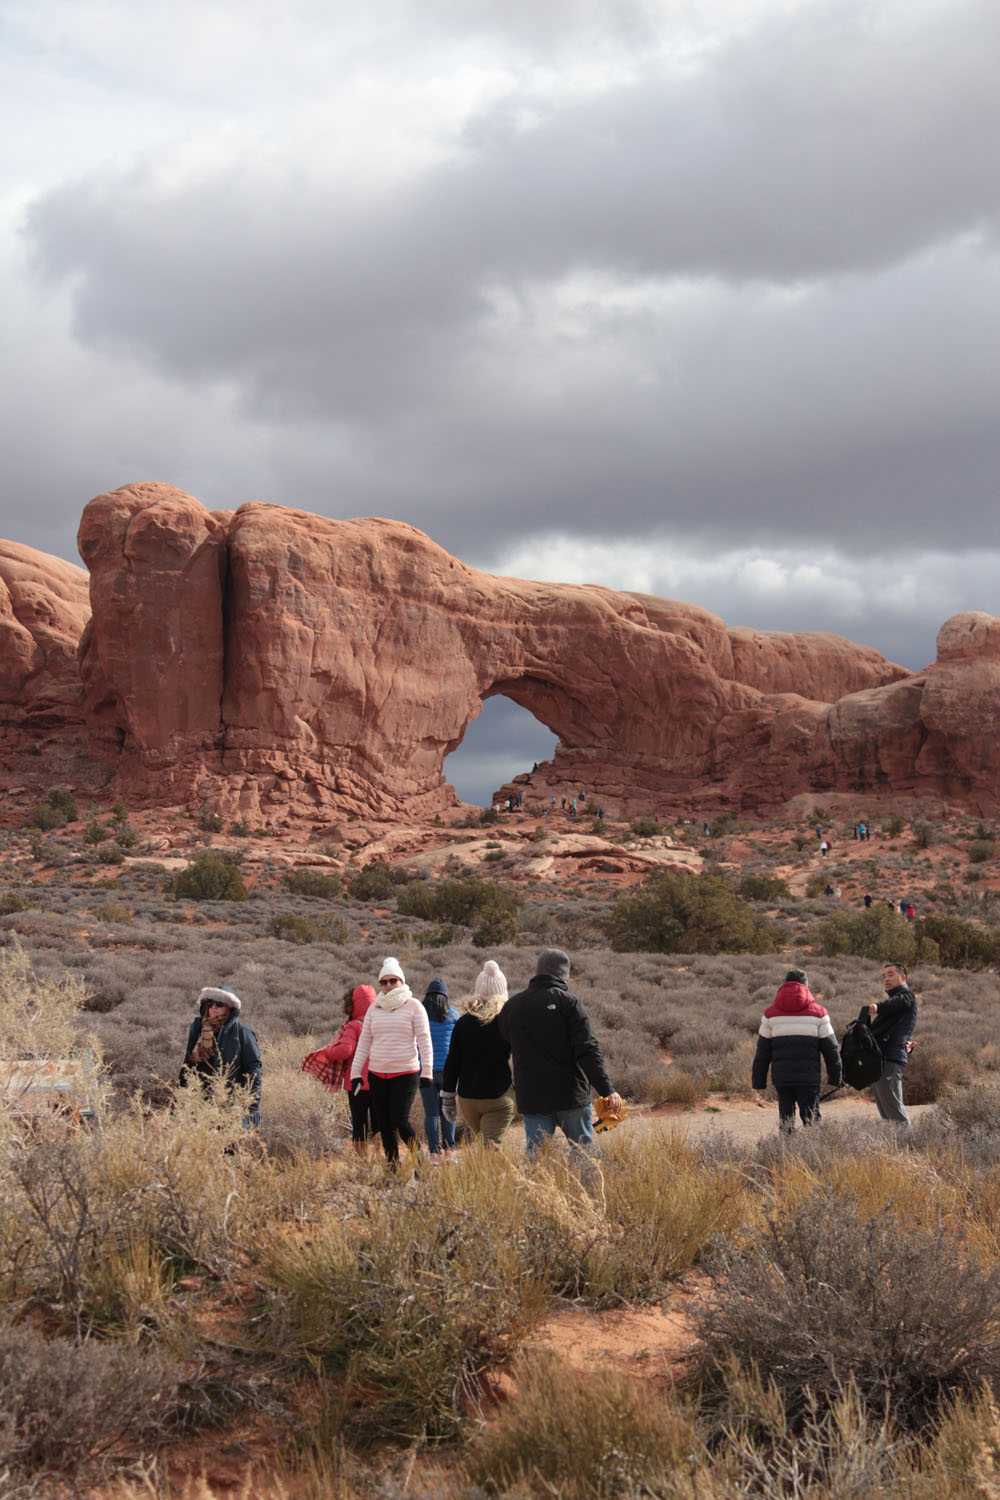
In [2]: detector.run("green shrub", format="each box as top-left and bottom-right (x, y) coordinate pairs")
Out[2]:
(97, 844), (126, 865)
(604, 870), (775, 955)
(478, 806), (500, 825)
(396, 875), (520, 946)
(29, 788), (79, 830)
(172, 851), (248, 902)
(0, 888), (32, 916)
(629, 816), (663, 838)
(345, 861), (411, 901)
(281, 869), (342, 899)
(198, 808), (224, 833)
(884, 815), (907, 837)
(709, 812), (734, 838)
(738, 873), (791, 902)
(229, 818), (252, 837)
(814, 905), (918, 965)
(915, 914), (999, 970)
(968, 839), (996, 864)
(84, 816), (109, 845)
(912, 819), (937, 850)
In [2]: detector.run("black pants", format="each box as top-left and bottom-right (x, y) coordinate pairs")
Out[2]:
(347, 1087), (375, 1142)
(368, 1072), (419, 1161)
(776, 1085), (820, 1129)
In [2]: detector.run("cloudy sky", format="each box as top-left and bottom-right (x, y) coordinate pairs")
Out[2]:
(2, 0), (997, 798)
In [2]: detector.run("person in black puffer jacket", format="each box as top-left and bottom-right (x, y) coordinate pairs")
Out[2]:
(865, 960), (918, 1128)
(752, 967), (842, 1132)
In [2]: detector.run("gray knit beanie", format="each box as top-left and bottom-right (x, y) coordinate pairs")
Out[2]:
(784, 968), (809, 986)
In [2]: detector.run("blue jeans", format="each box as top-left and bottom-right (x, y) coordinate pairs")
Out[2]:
(523, 1104), (594, 1153)
(421, 1077), (456, 1153)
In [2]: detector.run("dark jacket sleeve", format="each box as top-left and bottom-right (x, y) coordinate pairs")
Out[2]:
(240, 1025), (262, 1107)
(751, 1031), (771, 1089)
(821, 1031), (843, 1086)
(563, 995), (613, 1097)
(442, 1019), (463, 1093)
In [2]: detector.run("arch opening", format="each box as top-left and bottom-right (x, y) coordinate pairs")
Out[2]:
(443, 694), (558, 807)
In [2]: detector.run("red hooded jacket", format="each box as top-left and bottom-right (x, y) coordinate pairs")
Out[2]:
(301, 984), (376, 1091)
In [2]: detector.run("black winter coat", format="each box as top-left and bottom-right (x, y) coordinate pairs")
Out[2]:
(870, 984), (918, 1066)
(442, 1013), (511, 1100)
(497, 974), (613, 1114)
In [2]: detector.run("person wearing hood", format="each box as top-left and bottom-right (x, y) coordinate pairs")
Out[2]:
(498, 948), (622, 1153)
(181, 984), (261, 1127)
(351, 958), (433, 1164)
(441, 960), (516, 1146)
(420, 978), (460, 1160)
(752, 967), (842, 1131)
(301, 984), (377, 1151)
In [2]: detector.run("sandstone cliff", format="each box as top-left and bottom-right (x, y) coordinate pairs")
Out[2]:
(1, 481), (998, 822)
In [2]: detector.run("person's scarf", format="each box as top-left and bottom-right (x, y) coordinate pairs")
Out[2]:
(189, 1009), (224, 1064)
(376, 982), (413, 1012)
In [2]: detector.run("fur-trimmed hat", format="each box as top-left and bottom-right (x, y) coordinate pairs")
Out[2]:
(198, 985), (241, 1015)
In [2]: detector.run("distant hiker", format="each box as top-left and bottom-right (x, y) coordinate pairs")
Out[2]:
(498, 948), (622, 1153)
(421, 978), (459, 1161)
(906, 902), (915, 921)
(866, 962), (918, 1128)
(820, 840), (830, 857)
(181, 985), (261, 1127)
(301, 984), (376, 1151)
(351, 958), (433, 1165)
(815, 825), (823, 839)
(863, 893), (873, 909)
(751, 967), (842, 1132)
(441, 960), (515, 1146)
(824, 883), (834, 897)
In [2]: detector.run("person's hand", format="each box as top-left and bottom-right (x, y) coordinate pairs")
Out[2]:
(753, 1088), (767, 1108)
(419, 1077), (433, 1090)
(867, 1004), (878, 1019)
(606, 1092), (623, 1114)
(440, 1091), (457, 1124)
(351, 1078), (363, 1097)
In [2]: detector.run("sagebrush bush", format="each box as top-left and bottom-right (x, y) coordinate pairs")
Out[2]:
(282, 868), (342, 899)
(396, 875), (520, 945)
(694, 1189), (1000, 1428)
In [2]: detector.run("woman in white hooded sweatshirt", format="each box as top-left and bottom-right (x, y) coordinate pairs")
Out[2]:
(351, 957), (433, 1163)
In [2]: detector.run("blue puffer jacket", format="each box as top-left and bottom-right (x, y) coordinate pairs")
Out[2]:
(425, 1006), (459, 1081)
(870, 984), (918, 1066)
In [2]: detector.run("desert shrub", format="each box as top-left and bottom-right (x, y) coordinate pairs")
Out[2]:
(884, 815), (907, 837)
(709, 812), (734, 838)
(0, 888), (32, 916)
(912, 818), (937, 850)
(269, 912), (348, 944)
(396, 876), (520, 946)
(737, 873), (790, 901)
(0, 937), (91, 1064)
(281, 869), (342, 899)
(604, 871), (775, 955)
(97, 843), (126, 865)
(937, 1082), (1000, 1134)
(0, 1317), (180, 1485)
(968, 838), (996, 864)
(915, 914), (998, 970)
(229, 817), (253, 837)
(256, 1150), (549, 1440)
(903, 1038), (968, 1103)
(629, 816), (663, 838)
(590, 816), (606, 835)
(805, 872), (831, 898)
(198, 808), (224, 833)
(173, 851), (248, 902)
(694, 1189), (1000, 1428)
(464, 1351), (693, 1499)
(479, 806), (500, 825)
(814, 905), (919, 965)
(791, 831), (814, 851)
(345, 861), (412, 901)
(84, 815), (110, 845)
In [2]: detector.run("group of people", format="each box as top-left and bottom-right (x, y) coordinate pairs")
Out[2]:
(182, 948), (622, 1165)
(752, 960), (918, 1131)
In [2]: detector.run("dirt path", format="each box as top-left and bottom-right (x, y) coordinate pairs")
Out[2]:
(632, 1093), (935, 1145)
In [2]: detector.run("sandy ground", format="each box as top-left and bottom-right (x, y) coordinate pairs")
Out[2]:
(636, 1092), (936, 1144)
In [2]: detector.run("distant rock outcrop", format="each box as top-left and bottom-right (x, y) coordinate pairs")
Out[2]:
(1, 481), (998, 822)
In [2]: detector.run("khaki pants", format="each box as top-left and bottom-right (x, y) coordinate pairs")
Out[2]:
(459, 1088), (516, 1145)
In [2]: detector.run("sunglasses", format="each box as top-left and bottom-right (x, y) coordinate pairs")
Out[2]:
(379, 976), (401, 988)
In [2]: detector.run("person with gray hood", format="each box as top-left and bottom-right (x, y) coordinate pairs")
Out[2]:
(181, 984), (261, 1126)
(498, 948), (622, 1151)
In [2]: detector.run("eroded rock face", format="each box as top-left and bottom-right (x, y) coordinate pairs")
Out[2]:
(0, 540), (109, 797)
(3, 482), (998, 821)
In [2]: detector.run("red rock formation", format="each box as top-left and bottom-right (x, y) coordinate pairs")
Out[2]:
(2, 481), (997, 823)
(0, 540), (107, 798)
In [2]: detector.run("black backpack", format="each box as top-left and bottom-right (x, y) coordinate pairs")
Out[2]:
(840, 1012), (884, 1090)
